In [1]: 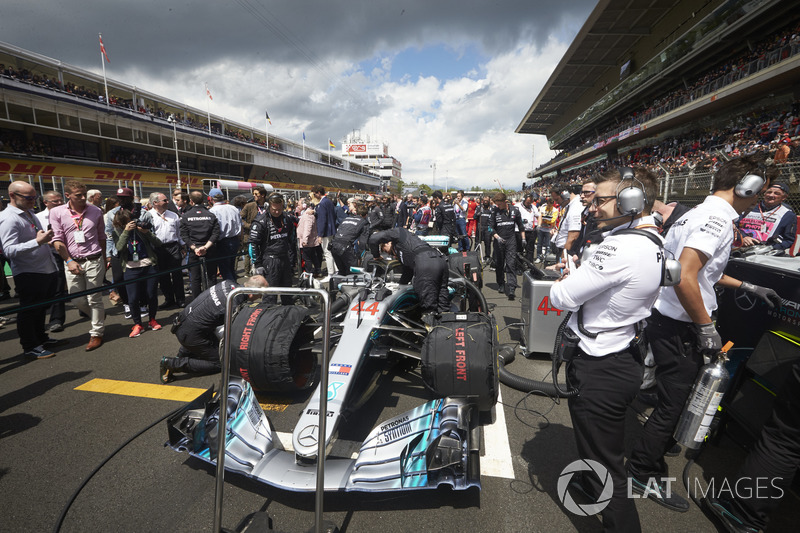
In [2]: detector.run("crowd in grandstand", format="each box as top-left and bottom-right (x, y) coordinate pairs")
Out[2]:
(540, 21), (800, 169)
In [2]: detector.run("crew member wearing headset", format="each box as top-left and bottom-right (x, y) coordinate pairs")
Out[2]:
(250, 193), (297, 304)
(626, 155), (783, 513)
(550, 167), (664, 532)
(368, 227), (449, 314)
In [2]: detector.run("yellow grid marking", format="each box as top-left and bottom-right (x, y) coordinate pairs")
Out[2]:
(75, 378), (290, 411)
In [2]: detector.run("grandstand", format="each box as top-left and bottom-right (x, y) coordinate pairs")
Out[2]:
(516, 0), (800, 213)
(0, 41), (382, 202)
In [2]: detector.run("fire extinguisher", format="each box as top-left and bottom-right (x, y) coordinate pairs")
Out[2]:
(673, 341), (734, 449)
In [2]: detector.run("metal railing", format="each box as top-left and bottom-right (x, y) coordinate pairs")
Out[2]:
(659, 161), (800, 213)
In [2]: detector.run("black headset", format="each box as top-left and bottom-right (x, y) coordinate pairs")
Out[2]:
(733, 173), (767, 198)
(266, 192), (284, 204)
(616, 167), (646, 216)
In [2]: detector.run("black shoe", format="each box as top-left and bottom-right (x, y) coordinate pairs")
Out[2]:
(665, 443), (682, 457)
(627, 469), (689, 512)
(159, 301), (176, 310)
(177, 301), (186, 308)
(508, 293), (516, 301)
(497, 284), (505, 294)
(160, 357), (174, 384)
(705, 496), (760, 533)
(0, 292), (10, 301)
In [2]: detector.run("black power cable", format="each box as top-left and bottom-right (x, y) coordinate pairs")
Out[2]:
(52, 404), (184, 533)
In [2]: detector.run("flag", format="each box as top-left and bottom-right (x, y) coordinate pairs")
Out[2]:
(265, 111), (272, 125)
(99, 34), (110, 63)
(206, 85), (213, 101)
(328, 139), (335, 149)
(302, 131), (306, 141)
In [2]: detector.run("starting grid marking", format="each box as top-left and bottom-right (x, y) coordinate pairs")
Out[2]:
(75, 378), (290, 412)
(74, 378), (515, 479)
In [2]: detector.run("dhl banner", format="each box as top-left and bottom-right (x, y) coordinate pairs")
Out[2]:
(0, 157), (369, 194)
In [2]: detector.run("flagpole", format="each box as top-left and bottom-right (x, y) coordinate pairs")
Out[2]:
(99, 33), (109, 108)
(205, 82), (212, 134)
(265, 115), (269, 148)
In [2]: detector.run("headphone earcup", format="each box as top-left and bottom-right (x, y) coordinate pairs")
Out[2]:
(734, 173), (766, 198)
(616, 186), (646, 216)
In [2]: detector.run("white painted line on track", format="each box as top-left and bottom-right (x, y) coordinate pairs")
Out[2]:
(480, 389), (516, 479)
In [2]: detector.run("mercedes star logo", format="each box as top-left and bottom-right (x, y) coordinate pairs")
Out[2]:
(297, 425), (318, 447)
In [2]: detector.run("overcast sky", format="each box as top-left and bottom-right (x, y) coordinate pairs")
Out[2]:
(1, 0), (597, 189)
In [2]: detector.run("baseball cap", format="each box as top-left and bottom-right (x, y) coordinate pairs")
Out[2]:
(208, 188), (224, 199)
(116, 187), (134, 197)
(768, 182), (789, 194)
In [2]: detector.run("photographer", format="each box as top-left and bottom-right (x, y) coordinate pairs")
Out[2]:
(549, 167), (664, 532)
(112, 208), (163, 337)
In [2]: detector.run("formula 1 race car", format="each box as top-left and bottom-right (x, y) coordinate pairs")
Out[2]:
(166, 258), (497, 493)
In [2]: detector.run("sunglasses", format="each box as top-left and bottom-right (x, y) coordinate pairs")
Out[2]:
(580, 190), (596, 196)
(12, 192), (38, 201)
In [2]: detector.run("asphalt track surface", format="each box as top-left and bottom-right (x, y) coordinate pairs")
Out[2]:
(1, 267), (798, 532)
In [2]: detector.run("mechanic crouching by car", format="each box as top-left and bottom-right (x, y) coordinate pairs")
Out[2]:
(160, 275), (268, 383)
(368, 227), (449, 315)
(549, 166), (664, 533)
(249, 193), (297, 304)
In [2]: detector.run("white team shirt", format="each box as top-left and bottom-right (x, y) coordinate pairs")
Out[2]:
(210, 202), (242, 239)
(518, 204), (539, 231)
(554, 196), (582, 248)
(150, 209), (182, 244)
(654, 195), (739, 322)
(550, 216), (663, 356)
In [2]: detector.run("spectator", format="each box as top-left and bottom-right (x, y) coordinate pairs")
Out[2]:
(208, 188), (242, 282)
(312, 185), (336, 277)
(87, 189), (103, 208)
(537, 197), (558, 262)
(35, 190), (68, 333)
(240, 186), (268, 275)
(106, 188), (135, 316)
(737, 182), (796, 250)
(0, 181), (60, 358)
(146, 192), (185, 309)
(296, 198), (322, 277)
(112, 209), (162, 337)
(50, 180), (107, 352)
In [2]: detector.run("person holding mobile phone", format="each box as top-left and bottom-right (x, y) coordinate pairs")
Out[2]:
(36, 190), (68, 333)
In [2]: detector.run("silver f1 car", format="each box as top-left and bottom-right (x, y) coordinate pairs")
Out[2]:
(167, 259), (491, 493)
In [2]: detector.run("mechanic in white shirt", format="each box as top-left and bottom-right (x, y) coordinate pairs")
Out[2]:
(146, 192), (186, 308)
(550, 167), (663, 533)
(208, 188), (242, 282)
(553, 184), (583, 256)
(517, 193), (539, 263)
(627, 156), (782, 514)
